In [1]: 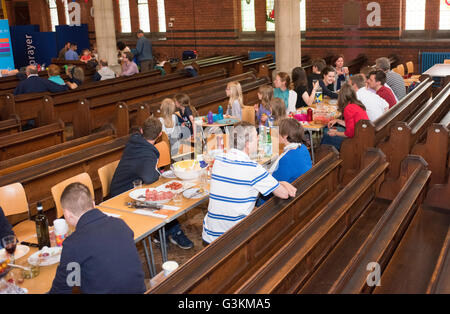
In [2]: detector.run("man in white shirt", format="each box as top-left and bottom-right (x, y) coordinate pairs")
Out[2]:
(202, 121), (297, 244)
(350, 74), (389, 121)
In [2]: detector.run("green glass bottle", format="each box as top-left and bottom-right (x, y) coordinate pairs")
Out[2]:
(35, 202), (50, 249)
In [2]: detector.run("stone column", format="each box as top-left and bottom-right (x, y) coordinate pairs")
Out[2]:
(92, 0), (119, 72)
(275, 0), (301, 75)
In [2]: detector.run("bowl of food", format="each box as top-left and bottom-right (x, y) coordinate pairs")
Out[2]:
(0, 257), (11, 279)
(172, 159), (203, 181)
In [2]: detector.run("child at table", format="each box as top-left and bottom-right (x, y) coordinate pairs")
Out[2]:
(270, 98), (287, 127)
(159, 98), (181, 150)
(80, 49), (92, 63)
(174, 93), (197, 137)
(254, 84), (273, 127)
(225, 81), (243, 120)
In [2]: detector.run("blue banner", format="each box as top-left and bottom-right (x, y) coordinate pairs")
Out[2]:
(56, 24), (90, 55)
(10, 24), (40, 69)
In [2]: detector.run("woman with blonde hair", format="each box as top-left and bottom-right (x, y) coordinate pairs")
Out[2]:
(159, 98), (179, 138)
(225, 81), (243, 120)
(270, 97), (287, 127)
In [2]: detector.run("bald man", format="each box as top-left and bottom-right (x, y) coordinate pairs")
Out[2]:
(13, 65), (68, 95)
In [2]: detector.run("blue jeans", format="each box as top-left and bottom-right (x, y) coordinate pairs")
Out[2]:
(321, 127), (346, 151)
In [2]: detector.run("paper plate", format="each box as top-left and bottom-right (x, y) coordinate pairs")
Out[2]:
(28, 246), (62, 266)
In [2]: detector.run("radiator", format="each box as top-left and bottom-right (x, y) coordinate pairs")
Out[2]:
(420, 52), (450, 73)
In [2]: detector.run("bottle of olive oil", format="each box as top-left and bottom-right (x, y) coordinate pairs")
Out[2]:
(35, 202), (50, 249)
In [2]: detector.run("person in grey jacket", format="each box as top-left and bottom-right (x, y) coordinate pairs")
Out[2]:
(133, 30), (153, 72)
(93, 60), (116, 81)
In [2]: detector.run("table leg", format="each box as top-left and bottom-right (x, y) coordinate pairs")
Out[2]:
(159, 227), (168, 262)
(308, 129), (315, 164)
(142, 237), (156, 278)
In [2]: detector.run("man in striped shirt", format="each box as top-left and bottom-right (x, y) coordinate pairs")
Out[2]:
(376, 57), (406, 101)
(202, 121), (297, 244)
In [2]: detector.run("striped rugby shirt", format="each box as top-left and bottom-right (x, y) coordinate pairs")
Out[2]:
(202, 149), (279, 244)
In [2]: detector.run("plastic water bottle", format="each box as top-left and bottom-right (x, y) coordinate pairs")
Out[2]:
(218, 106), (223, 120)
(315, 85), (323, 104)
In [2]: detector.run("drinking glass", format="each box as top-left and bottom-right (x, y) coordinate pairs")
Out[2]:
(133, 179), (143, 189)
(2, 235), (17, 264)
(200, 170), (208, 191)
(173, 192), (183, 205)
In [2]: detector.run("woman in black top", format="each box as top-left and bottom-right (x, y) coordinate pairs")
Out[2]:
(319, 66), (339, 99)
(292, 67), (319, 108)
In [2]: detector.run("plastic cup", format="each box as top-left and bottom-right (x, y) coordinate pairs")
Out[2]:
(162, 261), (179, 277)
(53, 219), (69, 247)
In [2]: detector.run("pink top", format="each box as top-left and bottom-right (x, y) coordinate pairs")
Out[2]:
(344, 103), (369, 138)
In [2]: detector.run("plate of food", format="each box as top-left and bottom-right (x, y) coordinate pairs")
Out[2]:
(161, 170), (177, 179)
(0, 244), (30, 261)
(28, 246), (62, 266)
(129, 188), (175, 204)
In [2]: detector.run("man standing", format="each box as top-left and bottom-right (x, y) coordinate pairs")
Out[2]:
(202, 121), (297, 245)
(13, 65), (68, 95)
(65, 43), (79, 61)
(120, 51), (139, 77)
(367, 70), (397, 109)
(134, 30), (153, 72)
(110, 117), (193, 250)
(376, 57), (406, 101)
(49, 183), (146, 294)
(58, 42), (71, 60)
(350, 74), (389, 121)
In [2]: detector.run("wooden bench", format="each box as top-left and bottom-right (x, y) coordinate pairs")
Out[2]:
(300, 156), (430, 293)
(147, 145), (342, 294)
(339, 77), (434, 184)
(0, 115), (21, 137)
(378, 82), (450, 200)
(230, 55), (274, 76)
(0, 127), (116, 176)
(0, 135), (129, 225)
(234, 149), (388, 294)
(50, 59), (96, 78)
(192, 55), (247, 75)
(0, 119), (65, 161)
(163, 55), (225, 74)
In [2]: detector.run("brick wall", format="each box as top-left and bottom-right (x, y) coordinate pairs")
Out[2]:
(6, 0), (450, 73)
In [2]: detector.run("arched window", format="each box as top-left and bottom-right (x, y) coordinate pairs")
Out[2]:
(49, 0), (59, 31)
(138, 0), (151, 32)
(266, 0), (306, 32)
(241, 0), (256, 32)
(439, 0), (450, 30)
(157, 0), (167, 32)
(405, 0), (426, 30)
(118, 0), (132, 33)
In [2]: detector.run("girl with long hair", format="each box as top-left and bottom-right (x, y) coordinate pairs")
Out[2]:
(254, 84), (273, 127)
(225, 81), (243, 120)
(292, 67), (318, 108)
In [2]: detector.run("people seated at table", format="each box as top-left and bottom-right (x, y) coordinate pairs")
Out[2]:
(65, 66), (85, 90)
(257, 118), (312, 206)
(319, 66), (339, 99)
(58, 41), (71, 60)
(0, 207), (14, 249)
(360, 66), (398, 101)
(320, 83), (369, 150)
(202, 121), (297, 245)
(308, 58), (326, 93)
(174, 93), (196, 137)
(93, 59), (116, 81)
(109, 117), (193, 249)
(332, 54), (349, 91)
(159, 98), (181, 153)
(254, 84), (273, 127)
(292, 67), (319, 108)
(270, 98), (287, 127)
(13, 65), (68, 95)
(273, 72), (297, 115)
(225, 81), (244, 120)
(64, 43), (79, 61)
(120, 51), (139, 77)
(49, 183), (146, 294)
(47, 64), (65, 86)
(376, 57), (406, 101)
(350, 74), (389, 121)
(367, 70), (397, 109)
(80, 49), (92, 63)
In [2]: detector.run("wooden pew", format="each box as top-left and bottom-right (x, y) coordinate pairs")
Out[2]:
(50, 58), (96, 78)
(426, 227), (450, 293)
(163, 55), (224, 74)
(0, 127), (116, 176)
(192, 55), (247, 75)
(234, 149), (388, 294)
(345, 53), (368, 75)
(1, 69), (190, 123)
(339, 77), (434, 184)
(0, 135), (129, 225)
(0, 114), (21, 136)
(147, 145), (342, 294)
(411, 110), (450, 185)
(299, 156), (430, 293)
(378, 83), (450, 200)
(0, 119), (65, 161)
(230, 55), (273, 76)
(71, 69), (229, 137)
